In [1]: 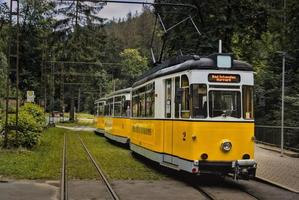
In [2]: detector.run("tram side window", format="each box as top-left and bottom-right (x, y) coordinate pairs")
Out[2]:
(145, 84), (155, 117)
(165, 79), (172, 118)
(107, 98), (113, 116)
(181, 75), (190, 118)
(99, 103), (104, 116)
(191, 84), (207, 118)
(132, 83), (155, 118)
(104, 104), (109, 116)
(121, 96), (131, 117)
(132, 93), (139, 117)
(113, 96), (121, 117)
(140, 93), (146, 117)
(175, 77), (180, 118)
(243, 86), (254, 119)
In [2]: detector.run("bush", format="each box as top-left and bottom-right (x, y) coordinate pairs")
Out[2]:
(20, 103), (46, 128)
(0, 103), (45, 149)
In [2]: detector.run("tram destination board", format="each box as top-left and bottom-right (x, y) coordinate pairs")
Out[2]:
(208, 74), (240, 83)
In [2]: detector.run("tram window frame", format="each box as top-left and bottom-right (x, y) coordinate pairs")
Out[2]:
(175, 76), (181, 118)
(121, 96), (130, 117)
(208, 90), (241, 118)
(132, 94), (139, 117)
(113, 96), (122, 117)
(95, 103), (99, 116)
(104, 104), (109, 116)
(145, 88), (155, 118)
(98, 103), (104, 116)
(165, 79), (172, 118)
(107, 98), (113, 116)
(242, 85), (254, 120)
(181, 75), (190, 118)
(123, 100), (131, 117)
(191, 84), (207, 118)
(139, 92), (146, 117)
(132, 82), (155, 118)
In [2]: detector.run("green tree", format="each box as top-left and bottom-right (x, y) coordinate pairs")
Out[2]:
(120, 48), (148, 86)
(155, 0), (267, 56)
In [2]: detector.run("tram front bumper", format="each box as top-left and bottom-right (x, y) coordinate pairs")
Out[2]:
(196, 159), (257, 180)
(232, 159), (257, 180)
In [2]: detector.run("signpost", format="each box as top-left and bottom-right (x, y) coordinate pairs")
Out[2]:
(27, 91), (35, 103)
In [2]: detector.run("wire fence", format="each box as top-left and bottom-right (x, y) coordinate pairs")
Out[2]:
(255, 125), (299, 152)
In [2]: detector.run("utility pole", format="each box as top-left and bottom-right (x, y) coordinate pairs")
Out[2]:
(4, 0), (20, 147)
(77, 88), (81, 112)
(60, 63), (65, 122)
(281, 52), (285, 157)
(280, 0), (287, 157)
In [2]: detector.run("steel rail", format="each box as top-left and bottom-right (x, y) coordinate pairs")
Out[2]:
(78, 135), (120, 200)
(195, 184), (260, 200)
(60, 133), (68, 200)
(194, 186), (216, 200)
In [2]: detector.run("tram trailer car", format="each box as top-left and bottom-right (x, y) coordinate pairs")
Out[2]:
(95, 98), (106, 135)
(96, 53), (256, 180)
(96, 88), (132, 144)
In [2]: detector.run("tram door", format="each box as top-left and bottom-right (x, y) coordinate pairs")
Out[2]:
(163, 78), (174, 163)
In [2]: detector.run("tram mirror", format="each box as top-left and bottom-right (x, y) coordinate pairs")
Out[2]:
(175, 88), (183, 103)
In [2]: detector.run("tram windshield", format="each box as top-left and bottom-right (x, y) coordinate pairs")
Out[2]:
(209, 91), (241, 118)
(191, 84), (207, 118)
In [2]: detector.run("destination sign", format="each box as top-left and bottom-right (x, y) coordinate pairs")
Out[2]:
(208, 74), (240, 83)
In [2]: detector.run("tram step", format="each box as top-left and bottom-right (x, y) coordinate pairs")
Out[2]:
(160, 162), (180, 171)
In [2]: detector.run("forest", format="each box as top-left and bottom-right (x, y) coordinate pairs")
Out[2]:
(0, 0), (298, 132)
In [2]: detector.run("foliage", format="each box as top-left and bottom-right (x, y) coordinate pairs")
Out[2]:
(0, 0), (299, 129)
(1, 103), (45, 149)
(105, 7), (160, 62)
(54, 0), (106, 34)
(120, 48), (148, 86)
(20, 103), (46, 128)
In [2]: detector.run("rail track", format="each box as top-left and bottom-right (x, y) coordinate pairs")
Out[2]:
(167, 170), (261, 200)
(194, 185), (259, 200)
(60, 132), (119, 200)
(58, 126), (277, 200)
(188, 176), (261, 200)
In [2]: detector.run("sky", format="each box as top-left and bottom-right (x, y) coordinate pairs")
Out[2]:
(99, 0), (153, 20)
(0, 0), (154, 20)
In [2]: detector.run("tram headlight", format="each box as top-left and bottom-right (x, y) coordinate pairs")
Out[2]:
(221, 141), (232, 152)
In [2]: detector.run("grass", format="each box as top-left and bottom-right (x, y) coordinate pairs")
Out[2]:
(57, 120), (96, 128)
(76, 113), (94, 119)
(0, 128), (166, 180)
(0, 128), (64, 179)
(80, 132), (166, 180)
(66, 132), (97, 179)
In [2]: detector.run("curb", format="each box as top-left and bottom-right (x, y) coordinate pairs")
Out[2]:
(255, 176), (299, 194)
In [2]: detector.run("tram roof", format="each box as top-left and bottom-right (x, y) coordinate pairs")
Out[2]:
(133, 53), (253, 87)
(94, 97), (106, 104)
(106, 87), (132, 98)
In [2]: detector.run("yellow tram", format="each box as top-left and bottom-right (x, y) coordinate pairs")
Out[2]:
(96, 88), (131, 144)
(95, 98), (106, 133)
(95, 53), (256, 180)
